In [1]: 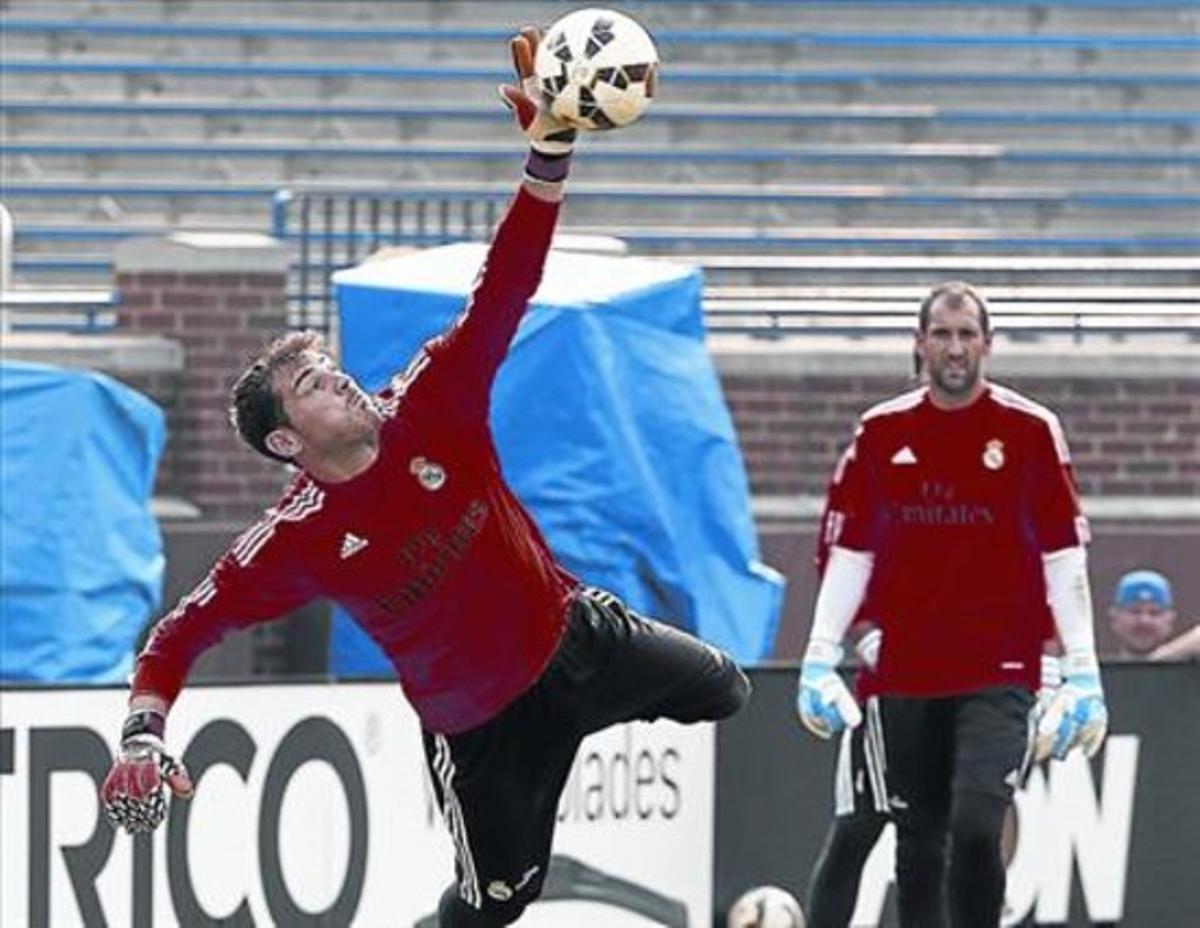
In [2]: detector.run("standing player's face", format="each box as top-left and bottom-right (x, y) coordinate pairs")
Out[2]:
(918, 299), (990, 401)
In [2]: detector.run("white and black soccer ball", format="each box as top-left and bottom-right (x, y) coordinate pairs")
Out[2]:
(534, 8), (659, 130)
(726, 885), (807, 928)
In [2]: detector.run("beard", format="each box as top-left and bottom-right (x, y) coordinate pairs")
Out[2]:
(931, 359), (979, 395)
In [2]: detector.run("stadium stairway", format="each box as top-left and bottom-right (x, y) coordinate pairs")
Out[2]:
(2, 0), (1199, 295)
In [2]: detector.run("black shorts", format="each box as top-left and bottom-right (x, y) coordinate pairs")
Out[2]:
(876, 686), (1035, 826)
(421, 586), (749, 916)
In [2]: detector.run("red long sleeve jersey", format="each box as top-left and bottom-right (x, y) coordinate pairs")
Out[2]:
(826, 383), (1086, 696)
(134, 189), (579, 734)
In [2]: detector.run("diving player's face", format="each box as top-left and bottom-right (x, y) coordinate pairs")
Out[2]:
(918, 299), (990, 400)
(273, 351), (382, 454)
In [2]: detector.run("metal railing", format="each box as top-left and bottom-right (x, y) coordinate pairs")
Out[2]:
(272, 188), (1200, 342)
(0, 289), (117, 332)
(271, 189), (505, 331)
(703, 299), (1200, 341)
(8, 17), (1198, 50)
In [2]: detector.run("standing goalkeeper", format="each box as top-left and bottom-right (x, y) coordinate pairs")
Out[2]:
(796, 282), (1107, 926)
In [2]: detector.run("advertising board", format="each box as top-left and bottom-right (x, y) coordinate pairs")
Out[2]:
(1, 683), (714, 927)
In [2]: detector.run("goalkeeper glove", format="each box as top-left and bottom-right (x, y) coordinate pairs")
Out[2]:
(499, 27), (576, 182)
(797, 638), (862, 739)
(1034, 651), (1108, 762)
(101, 709), (193, 834)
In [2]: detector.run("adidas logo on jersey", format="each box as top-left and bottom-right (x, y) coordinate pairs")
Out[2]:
(339, 533), (369, 559)
(890, 446), (918, 465)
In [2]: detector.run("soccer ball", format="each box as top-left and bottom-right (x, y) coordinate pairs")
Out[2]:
(534, 8), (659, 130)
(726, 885), (807, 928)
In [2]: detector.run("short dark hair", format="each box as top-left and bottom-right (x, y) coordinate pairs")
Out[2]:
(918, 281), (991, 336)
(229, 330), (324, 462)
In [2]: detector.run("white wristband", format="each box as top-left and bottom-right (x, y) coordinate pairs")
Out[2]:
(804, 638), (845, 666)
(1062, 650), (1100, 678)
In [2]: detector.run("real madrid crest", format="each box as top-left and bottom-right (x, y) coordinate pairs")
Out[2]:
(409, 456), (446, 491)
(982, 439), (1005, 471)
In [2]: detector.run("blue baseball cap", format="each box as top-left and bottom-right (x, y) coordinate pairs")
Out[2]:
(1113, 569), (1173, 609)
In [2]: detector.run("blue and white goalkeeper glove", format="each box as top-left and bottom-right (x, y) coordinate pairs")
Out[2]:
(1035, 651), (1108, 761)
(797, 638), (862, 739)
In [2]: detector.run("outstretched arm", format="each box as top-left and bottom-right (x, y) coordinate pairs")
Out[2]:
(415, 28), (578, 421)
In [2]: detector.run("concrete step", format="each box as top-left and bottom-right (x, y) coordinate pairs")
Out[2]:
(11, 220), (1198, 267)
(5, 30), (1195, 75)
(3, 0), (1196, 34)
(682, 254), (1200, 287)
(12, 249), (1200, 291)
(4, 63), (1198, 110)
(5, 138), (1196, 186)
(4, 99), (1196, 149)
(10, 185), (1198, 234)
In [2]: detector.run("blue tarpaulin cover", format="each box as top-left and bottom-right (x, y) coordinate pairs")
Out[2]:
(0, 361), (166, 682)
(331, 243), (783, 673)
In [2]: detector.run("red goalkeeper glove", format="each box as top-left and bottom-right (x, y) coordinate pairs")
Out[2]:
(499, 26), (576, 182)
(101, 709), (193, 834)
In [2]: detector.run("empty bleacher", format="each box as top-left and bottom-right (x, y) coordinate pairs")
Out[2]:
(1, 0), (1198, 334)
(2, 2), (1196, 706)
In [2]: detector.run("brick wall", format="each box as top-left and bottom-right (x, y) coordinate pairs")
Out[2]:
(114, 234), (294, 520)
(94, 251), (1200, 518)
(714, 341), (1200, 500)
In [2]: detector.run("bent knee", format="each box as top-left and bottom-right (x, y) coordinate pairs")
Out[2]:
(713, 659), (752, 720)
(485, 901), (528, 926)
(439, 883), (534, 927)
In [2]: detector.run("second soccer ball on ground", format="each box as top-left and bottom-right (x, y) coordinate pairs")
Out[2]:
(726, 884), (807, 928)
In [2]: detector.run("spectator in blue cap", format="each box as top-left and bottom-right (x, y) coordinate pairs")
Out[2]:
(1108, 569), (1192, 659)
